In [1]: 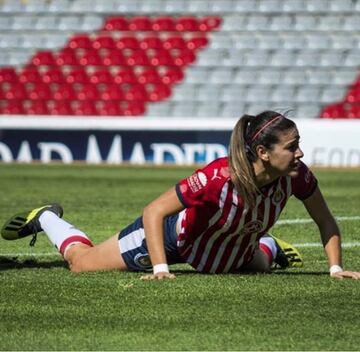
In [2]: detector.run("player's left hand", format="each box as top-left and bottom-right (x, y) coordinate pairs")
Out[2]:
(331, 270), (360, 280)
(140, 272), (176, 280)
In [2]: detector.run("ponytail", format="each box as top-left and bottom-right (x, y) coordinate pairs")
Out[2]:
(228, 114), (258, 207)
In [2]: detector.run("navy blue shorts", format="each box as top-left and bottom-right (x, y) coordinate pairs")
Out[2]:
(117, 214), (185, 271)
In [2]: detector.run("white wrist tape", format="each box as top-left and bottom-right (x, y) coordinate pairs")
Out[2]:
(153, 263), (169, 275)
(330, 265), (343, 275)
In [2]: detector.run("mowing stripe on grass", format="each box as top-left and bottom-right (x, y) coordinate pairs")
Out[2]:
(276, 215), (360, 225)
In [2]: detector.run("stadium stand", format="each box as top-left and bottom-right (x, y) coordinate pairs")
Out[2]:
(0, 0), (359, 118)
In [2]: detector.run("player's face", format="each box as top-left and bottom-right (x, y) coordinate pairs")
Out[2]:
(266, 128), (304, 177)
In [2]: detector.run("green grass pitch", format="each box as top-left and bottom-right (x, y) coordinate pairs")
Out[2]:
(0, 163), (360, 350)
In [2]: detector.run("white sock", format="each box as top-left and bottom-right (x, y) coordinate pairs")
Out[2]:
(39, 210), (93, 256)
(259, 235), (278, 263)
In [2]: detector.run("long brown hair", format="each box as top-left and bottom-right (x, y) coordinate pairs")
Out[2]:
(228, 111), (296, 207)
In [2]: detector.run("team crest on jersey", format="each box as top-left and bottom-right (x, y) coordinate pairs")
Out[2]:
(134, 253), (152, 268)
(272, 188), (285, 205)
(187, 171), (207, 193)
(241, 220), (263, 235)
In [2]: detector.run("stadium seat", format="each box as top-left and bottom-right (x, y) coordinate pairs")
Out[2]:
(320, 103), (346, 118)
(18, 67), (42, 84)
(67, 35), (93, 50)
(126, 50), (151, 66)
(100, 84), (124, 101)
(137, 68), (161, 84)
(52, 84), (76, 100)
(103, 16), (129, 31)
(113, 68), (137, 84)
(27, 83), (52, 100)
(199, 16), (222, 31)
(48, 100), (73, 115)
(73, 100), (98, 115)
(163, 36), (187, 50)
(149, 49), (174, 66)
(152, 16), (176, 31)
(175, 17), (199, 32)
(24, 101), (50, 115)
(186, 36), (209, 50)
(89, 69), (113, 84)
(161, 67), (184, 85)
(4, 83), (28, 100)
(128, 16), (153, 31)
(123, 101), (146, 116)
(92, 35), (116, 50)
(97, 101), (123, 116)
(124, 84), (148, 101)
(345, 87), (360, 103)
(344, 104), (360, 118)
(66, 68), (90, 84)
(147, 83), (171, 102)
(56, 49), (80, 66)
(76, 84), (100, 101)
(140, 36), (164, 50)
(1, 100), (25, 114)
(31, 51), (56, 66)
(78, 49), (103, 66)
(116, 36), (141, 50)
(173, 49), (196, 67)
(102, 51), (127, 66)
(0, 68), (18, 83)
(42, 68), (66, 84)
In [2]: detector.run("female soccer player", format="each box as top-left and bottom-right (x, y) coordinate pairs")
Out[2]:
(2, 111), (360, 280)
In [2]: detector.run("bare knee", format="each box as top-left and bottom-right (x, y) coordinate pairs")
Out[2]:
(65, 244), (93, 273)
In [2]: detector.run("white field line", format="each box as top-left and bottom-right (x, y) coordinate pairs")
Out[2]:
(1, 216), (359, 257)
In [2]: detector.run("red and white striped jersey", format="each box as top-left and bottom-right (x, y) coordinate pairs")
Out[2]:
(175, 157), (317, 273)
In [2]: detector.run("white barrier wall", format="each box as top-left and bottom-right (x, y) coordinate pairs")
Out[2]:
(0, 116), (360, 167)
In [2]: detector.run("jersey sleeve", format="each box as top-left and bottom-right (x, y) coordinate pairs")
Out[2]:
(291, 161), (318, 200)
(175, 159), (225, 208)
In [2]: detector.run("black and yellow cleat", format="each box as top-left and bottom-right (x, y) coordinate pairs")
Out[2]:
(270, 235), (304, 269)
(1, 204), (63, 246)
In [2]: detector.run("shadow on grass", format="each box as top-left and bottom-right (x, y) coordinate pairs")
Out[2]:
(0, 256), (68, 270)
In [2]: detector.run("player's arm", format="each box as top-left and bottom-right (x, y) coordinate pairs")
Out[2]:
(141, 186), (184, 280)
(302, 186), (360, 279)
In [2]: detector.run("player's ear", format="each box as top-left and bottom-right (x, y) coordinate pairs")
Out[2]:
(255, 145), (270, 161)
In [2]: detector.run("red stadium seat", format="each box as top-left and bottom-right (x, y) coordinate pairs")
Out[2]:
(152, 16), (176, 31)
(73, 100), (98, 115)
(149, 49), (174, 66)
(199, 16), (222, 31)
(76, 84), (99, 101)
(163, 36), (186, 50)
(1, 100), (24, 114)
(0, 68), (18, 83)
(103, 16), (129, 31)
(161, 67), (184, 85)
(48, 100), (74, 115)
(173, 49), (196, 66)
(98, 101), (123, 116)
(31, 51), (56, 66)
(175, 17), (199, 32)
(128, 16), (152, 31)
(56, 49), (79, 66)
(24, 101), (50, 115)
(186, 35), (209, 50)
(89, 69), (113, 84)
(67, 35), (93, 50)
(126, 50), (150, 66)
(137, 68), (161, 84)
(124, 84), (148, 101)
(345, 87), (360, 103)
(102, 51), (127, 66)
(147, 83), (171, 102)
(92, 35), (116, 50)
(140, 36), (163, 50)
(100, 84), (124, 100)
(78, 49), (103, 66)
(66, 68), (90, 84)
(52, 84), (76, 100)
(123, 101), (146, 116)
(27, 83), (52, 100)
(344, 104), (360, 118)
(113, 68), (137, 84)
(18, 67), (42, 83)
(42, 68), (66, 84)
(320, 103), (346, 118)
(5, 83), (28, 100)
(116, 36), (140, 50)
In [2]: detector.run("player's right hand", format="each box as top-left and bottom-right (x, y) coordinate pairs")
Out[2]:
(140, 272), (176, 280)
